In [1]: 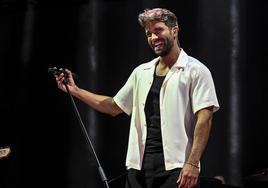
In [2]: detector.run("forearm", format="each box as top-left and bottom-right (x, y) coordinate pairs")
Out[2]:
(72, 87), (122, 116)
(177, 112), (212, 188)
(187, 108), (213, 165)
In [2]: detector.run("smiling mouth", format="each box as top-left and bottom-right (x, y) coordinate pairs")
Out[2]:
(152, 40), (164, 49)
(153, 41), (163, 48)
(153, 41), (164, 49)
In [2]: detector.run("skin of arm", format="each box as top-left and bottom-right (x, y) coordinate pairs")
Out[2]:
(73, 88), (123, 117)
(55, 69), (123, 117)
(177, 106), (214, 188)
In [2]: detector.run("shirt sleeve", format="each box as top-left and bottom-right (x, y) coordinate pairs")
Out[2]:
(191, 65), (220, 114)
(113, 69), (136, 116)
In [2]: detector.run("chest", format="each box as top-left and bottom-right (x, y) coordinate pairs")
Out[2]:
(135, 68), (190, 105)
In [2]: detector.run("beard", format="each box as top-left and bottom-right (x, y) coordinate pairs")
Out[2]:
(150, 36), (173, 57)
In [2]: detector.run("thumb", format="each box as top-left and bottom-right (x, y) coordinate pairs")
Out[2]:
(177, 170), (182, 183)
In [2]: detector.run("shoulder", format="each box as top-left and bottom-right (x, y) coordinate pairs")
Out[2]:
(187, 55), (208, 70)
(178, 49), (210, 74)
(185, 55), (212, 78)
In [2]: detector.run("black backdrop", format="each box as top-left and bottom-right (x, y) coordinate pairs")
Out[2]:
(0, 0), (267, 187)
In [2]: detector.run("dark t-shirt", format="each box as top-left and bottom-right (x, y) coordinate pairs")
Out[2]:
(144, 70), (166, 154)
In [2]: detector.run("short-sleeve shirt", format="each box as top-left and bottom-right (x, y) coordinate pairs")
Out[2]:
(113, 49), (220, 170)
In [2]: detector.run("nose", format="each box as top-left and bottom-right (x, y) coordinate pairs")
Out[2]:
(151, 33), (158, 40)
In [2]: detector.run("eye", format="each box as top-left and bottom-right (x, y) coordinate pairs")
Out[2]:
(154, 28), (163, 34)
(146, 32), (152, 38)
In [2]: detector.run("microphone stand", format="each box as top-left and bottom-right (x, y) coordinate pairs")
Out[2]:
(62, 77), (110, 188)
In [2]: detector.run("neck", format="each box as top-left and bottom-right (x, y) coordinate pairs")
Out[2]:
(159, 45), (181, 68)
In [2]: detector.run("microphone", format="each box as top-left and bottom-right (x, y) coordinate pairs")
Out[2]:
(48, 67), (78, 80)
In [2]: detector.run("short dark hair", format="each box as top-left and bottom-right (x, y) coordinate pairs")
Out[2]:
(138, 8), (178, 28)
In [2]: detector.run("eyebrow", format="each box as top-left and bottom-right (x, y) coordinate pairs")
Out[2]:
(145, 27), (163, 34)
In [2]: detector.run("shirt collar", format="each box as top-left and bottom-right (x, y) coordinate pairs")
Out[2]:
(173, 48), (187, 69)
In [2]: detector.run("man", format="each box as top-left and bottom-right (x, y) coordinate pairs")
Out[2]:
(55, 8), (219, 188)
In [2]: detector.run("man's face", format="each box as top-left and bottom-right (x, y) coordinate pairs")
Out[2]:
(145, 21), (177, 57)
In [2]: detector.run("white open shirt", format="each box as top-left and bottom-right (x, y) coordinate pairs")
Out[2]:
(113, 49), (220, 170)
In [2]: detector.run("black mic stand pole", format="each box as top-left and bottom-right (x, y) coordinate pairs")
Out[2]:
(62, 78), (110, 188)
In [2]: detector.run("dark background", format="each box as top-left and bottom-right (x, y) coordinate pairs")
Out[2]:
(0, 0), (267, 187)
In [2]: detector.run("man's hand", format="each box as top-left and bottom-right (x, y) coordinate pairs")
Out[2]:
(55, 69), (78, 94)
(177, 163), (199, 188)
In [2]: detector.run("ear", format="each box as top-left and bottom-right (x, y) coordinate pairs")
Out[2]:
(173, 26), (179, 35)
(172, 26), (179, 40)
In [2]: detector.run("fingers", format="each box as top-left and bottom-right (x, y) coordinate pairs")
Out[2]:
(183, 176), (198, 188)
(53, 68), (71, 78)
(54, 71), (66, 90)
(55, 72), (64, 82)
(178, 176), (197, 188)
(177, 171), (182, 183)
(55, 69), (71, 82)
(64, 69), (72, 76)
(177, 167), (199, 188)
(178, 173), (187, 188)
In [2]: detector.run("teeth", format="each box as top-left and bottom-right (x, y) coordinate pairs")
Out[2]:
(154, 42), (162, 47)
